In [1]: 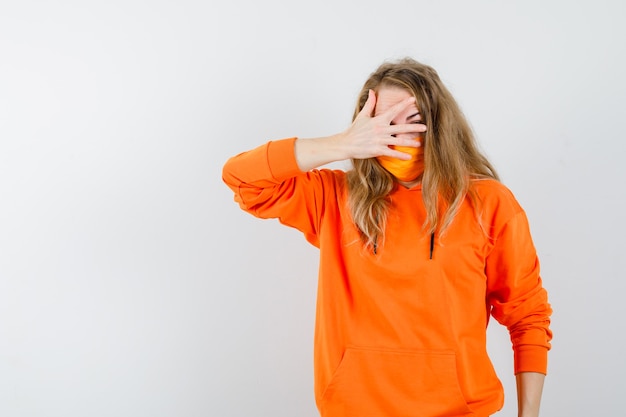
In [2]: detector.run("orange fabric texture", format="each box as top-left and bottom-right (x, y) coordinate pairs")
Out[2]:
(376, 141), (424, 182)
(222, 138), (552, 417)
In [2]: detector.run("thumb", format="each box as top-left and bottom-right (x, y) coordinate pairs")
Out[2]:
(358, 89), (376, 118)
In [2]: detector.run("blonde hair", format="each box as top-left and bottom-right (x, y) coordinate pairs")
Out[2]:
(346, 58), (499, 250)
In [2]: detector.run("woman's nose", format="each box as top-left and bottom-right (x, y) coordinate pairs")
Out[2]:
(396, 133), (419, 141)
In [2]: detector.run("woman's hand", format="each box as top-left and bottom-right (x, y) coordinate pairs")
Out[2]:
(337, 89), (426, 161)
(294, 90), (427, 172)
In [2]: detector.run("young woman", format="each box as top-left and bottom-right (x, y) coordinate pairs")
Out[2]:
(222, 58), (552, 417)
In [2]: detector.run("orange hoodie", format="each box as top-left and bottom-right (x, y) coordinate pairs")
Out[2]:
(222, 138), (552, 417)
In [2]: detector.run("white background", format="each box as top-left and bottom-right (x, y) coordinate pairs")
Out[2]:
(1, 1), (625, 416)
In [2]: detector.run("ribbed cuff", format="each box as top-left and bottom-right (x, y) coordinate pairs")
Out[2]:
(266, 137), (302, 180)
(514, 345), (549, 375)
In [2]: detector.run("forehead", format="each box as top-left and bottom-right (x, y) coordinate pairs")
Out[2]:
(374, 86), (418, 116)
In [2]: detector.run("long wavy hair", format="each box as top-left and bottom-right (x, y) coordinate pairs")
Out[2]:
(346, 58), (499, 250)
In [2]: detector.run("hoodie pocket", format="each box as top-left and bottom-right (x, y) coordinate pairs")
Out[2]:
(320, 347), (474, 417)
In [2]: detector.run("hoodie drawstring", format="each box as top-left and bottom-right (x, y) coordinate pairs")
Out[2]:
(429, 232), (435, 260)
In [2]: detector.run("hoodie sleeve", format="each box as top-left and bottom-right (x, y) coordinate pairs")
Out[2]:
(485, 203), (553, 375)
(222, 137), (337, 246)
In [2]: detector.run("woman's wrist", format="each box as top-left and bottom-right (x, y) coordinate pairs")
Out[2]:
(294, 134), (350, 171)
